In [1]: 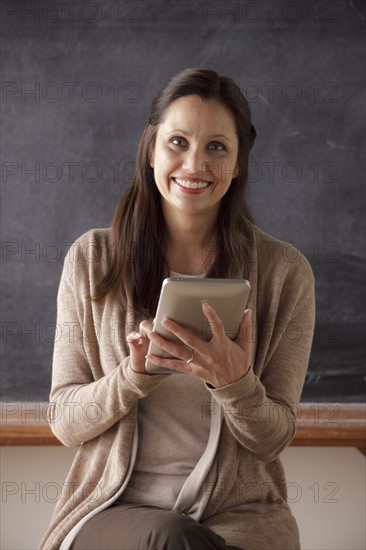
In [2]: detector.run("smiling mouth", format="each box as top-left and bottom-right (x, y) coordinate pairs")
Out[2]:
(172, 177), (212, 190)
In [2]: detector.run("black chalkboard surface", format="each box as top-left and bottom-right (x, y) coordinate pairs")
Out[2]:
(1, 0), (365, 403)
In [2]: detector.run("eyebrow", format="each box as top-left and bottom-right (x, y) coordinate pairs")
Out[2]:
(167, 129), (231, 142)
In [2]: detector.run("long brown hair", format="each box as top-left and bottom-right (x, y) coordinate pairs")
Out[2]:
(93, 68), (257, 323)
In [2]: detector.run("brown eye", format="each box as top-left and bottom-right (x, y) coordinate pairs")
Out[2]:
(171, 137), (187, 147)
(207, 142), (225, 151)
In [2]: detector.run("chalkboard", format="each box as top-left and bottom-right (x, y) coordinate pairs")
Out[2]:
(1, 0), (365, 403)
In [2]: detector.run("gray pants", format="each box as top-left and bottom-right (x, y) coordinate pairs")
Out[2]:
(70, 504), (243, 550)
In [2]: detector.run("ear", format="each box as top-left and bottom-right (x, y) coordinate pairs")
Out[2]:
(149, 150), (154, 168)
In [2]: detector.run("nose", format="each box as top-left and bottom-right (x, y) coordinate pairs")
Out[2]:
(182, 146), (210, 177)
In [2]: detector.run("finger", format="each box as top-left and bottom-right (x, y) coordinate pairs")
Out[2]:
(159, 317), (204, 351)
(145, 353), (180, 372)
(145, 352), (198, 376)
(139, 320), (153, 336)
(127, 331), (143, 344)
(145, 351), (212, 386)
(147, 329), (193, 361)
(237, 309), (252, 350)
(127, 330), (154, 374)
(201, 301), (226, 342)
(127, 331), (150, 350)
(127, 331), (148, 357)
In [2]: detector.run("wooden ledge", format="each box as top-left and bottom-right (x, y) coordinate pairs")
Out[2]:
(1, 403), (365, 455)
(292, 403), (366, 455)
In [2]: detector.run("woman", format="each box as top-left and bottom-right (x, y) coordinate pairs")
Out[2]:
(40, 68), (315, 550)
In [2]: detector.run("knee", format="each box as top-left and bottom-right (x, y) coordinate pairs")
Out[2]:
(149, 510), (223, 549)
(149, 508), (193, 535)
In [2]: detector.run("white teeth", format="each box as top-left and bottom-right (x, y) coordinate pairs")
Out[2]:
(174, 178), (210, 189)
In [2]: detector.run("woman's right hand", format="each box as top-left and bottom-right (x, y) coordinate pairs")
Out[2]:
(127, 320), (154, 374)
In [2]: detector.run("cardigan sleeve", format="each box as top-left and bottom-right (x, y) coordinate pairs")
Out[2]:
(48, 247), (167, 448)
(206, 258), (315, 463)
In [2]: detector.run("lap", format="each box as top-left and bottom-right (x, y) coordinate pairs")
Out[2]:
(70, 504), (243, 550)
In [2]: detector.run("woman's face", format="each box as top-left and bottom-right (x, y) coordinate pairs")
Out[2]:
(149, 95), (239, 221)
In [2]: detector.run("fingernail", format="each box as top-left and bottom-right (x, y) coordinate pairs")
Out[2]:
(127, 332), (140, 342)
(202, 301), (211, 310)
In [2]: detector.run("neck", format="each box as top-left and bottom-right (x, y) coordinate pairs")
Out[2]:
(163, 210), (218, 274)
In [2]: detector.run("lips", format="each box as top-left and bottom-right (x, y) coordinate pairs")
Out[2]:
(172, 177), (212, 190)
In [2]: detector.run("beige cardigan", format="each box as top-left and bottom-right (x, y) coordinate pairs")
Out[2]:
(39, 224), (315, 550)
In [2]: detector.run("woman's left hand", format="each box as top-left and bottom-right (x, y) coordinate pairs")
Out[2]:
(145, 302), (253, 388)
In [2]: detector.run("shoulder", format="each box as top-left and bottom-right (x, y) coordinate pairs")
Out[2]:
(66, 227), (110, 257)
(252, 224), (314, 296)
(69, 227), (110, 248)
(63, 227), (111, 280)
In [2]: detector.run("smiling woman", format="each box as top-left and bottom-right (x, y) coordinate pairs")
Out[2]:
(39, 68), (315, 550)
(150, 95), (239, 211)
(91, 68), (256, 320)
(149, 94), (241, 275)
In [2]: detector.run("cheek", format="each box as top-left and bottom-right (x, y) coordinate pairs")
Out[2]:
(157, 150), (178, 173)
(212, 158), (236, 182)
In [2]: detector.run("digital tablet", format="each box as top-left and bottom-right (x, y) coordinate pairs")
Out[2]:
(145, 277), (251, 374)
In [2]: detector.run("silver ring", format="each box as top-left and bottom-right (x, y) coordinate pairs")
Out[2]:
(186, 352), (194, 364)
